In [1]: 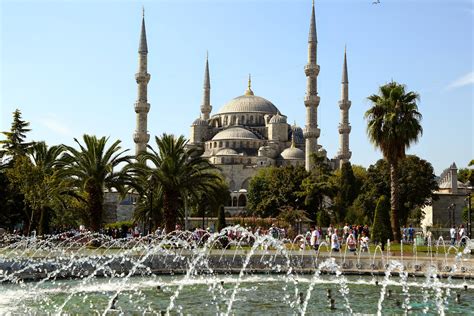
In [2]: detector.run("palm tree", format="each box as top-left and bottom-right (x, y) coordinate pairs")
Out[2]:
(131, 134), (221, 233)
(27, 142), (66, 234)
(365, 81), (423, 242)
(59, 135), (133, 231)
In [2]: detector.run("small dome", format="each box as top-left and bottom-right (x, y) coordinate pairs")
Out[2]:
(212, 127), (259, 140)
(269, 113), (287, 124)
(192, 117), (208, 126)
(217, 94), (279, 115)
(280, 146), (305, 160)
(216, 148), (238, 156)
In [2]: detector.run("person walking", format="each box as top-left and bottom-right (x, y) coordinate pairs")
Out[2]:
(450, 225), (456, 246)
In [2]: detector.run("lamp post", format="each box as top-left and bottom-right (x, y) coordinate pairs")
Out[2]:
(466, 193), (472, 238)
(447, 203), (456, 228)
(148, 175), (155, 235)
(184, 194), (189, 231)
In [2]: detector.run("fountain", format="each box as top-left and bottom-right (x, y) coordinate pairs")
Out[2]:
(0, 226), (473, 314)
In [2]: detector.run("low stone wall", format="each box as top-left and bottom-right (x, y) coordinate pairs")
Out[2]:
(1, 250), (472, 282)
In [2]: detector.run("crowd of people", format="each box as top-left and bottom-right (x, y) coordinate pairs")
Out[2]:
(306, 224), (371, 253)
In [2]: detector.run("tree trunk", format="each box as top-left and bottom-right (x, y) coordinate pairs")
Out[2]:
(86, 181), (104, 232)
(163, 190), (178, 233)
(390, 161), (401, 242)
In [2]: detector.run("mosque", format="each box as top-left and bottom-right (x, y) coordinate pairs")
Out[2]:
(132, 2), (352, 215)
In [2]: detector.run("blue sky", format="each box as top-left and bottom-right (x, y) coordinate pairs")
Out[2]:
(1, 0), (472, 174)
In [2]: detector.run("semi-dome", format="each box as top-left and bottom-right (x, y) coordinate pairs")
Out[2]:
(192, 117), (208, 126)
(212, 127), (258, 140)
(216, 148), (239, 156)
(269, 113), (287, 124)
(217, 94), (279, 115)
(280, 146), (305, 160)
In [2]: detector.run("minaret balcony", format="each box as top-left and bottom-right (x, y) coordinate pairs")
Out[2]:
(338, 100), (351, 110)
(304, 95), (320, 107)
(304, 64), (320, 76)
(303, 126), (320, 139)
(133, 132), (150, 144)
(337, 150), (352, 160)
(200, 104), (212, 113)
(338, 124), (352, 134)
(134, 102), (150, 113)
(135, 73), (151, 84)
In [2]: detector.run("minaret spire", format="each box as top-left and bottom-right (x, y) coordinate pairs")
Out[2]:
(245, 73), (254, 96)
(337, 46), (352, 167)
(200, 52), (212, 120)
(303, 0), (321, 171)
(133, 9), (151, 155)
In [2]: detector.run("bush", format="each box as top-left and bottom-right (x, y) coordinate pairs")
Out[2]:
(104, 221), (134, 231)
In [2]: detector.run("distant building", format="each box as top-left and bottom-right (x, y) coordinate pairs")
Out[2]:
(422, 163), (472, 229)
(103, 192), (138, 223)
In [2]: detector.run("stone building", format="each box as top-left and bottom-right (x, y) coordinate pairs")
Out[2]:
(133, 3), (352, 215)
(422, 163), (472, 229)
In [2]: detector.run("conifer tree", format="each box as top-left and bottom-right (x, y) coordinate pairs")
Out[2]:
(371, 195), (393, 250)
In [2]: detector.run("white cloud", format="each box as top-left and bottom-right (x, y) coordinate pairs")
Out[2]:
(446, 71), (474, 90)
(38, 116), (73, 137)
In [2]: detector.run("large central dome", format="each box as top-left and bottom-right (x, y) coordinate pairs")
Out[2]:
(217, 94), (279, 115)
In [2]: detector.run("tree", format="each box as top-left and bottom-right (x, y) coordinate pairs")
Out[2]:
(58, 135), (133, 231)
(247, 165), (308, 218)
(371, 195), (393, 250)
(0, 109), (34, 164)
(333, 162), (358, 222)
(300, 153), (336, 221)
(357, 156), (438, 226)
(365, 81), (423, 242)
(131, 134), (221, 233)
(0, 109), (35, 232)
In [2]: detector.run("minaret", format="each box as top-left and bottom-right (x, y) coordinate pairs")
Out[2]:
(133, 8), (151, 156)
(337, 47), (352, 167)
(200, 52), (212, 120)
(303, 0), (321, 171)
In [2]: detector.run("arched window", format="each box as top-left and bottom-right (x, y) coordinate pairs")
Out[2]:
(241, 115), (245, 124)
(238, 194), (247, 207)
(249, 115), (254, 124)
(232, 196), (238, 207)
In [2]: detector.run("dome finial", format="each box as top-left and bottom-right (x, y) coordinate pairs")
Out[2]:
(142, 5), (145, 18)
(245, 73), (254, 95)
(291, 132), (296, 148)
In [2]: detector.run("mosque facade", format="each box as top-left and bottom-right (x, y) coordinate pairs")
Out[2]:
(133, 3), (352, 215)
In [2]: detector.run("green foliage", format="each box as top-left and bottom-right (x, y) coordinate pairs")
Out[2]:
(458, 163), (474, 185)
(333, 162), (358, 222)
(104, 221), (134, 230)
(371, 195), (393, 245)
(247, 165), (308, 218)
(58, 135), (133, 231)
(0, 170), (27, 230)
(300, 153), (336, 221)
(358, 156), (437, 227)
(129, 134), (221, 233)
(317, 209), (331, 227)
(0, 109), (34, 163)
(365, 81), (423, 242)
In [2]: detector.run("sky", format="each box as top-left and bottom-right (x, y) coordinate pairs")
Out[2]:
(1, 0), (473, 175)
